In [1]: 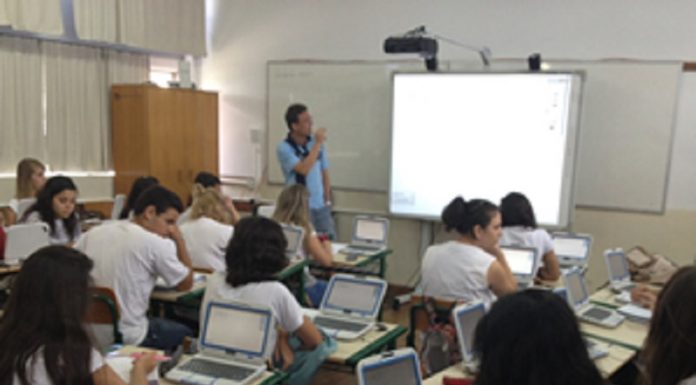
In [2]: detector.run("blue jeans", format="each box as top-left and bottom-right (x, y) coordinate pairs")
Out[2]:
(140, 317), (193, 351)
(274, 332), (337, 385)
(310, 206), (336, 240)
(305, 279), (328, 308)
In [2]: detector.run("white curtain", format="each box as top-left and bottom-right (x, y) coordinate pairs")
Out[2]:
(73, 0), (117, 43)
(44, 42), (108, 171)
(0, 36), (44, 173)
(106, 50), (149, 84)
(2, 0), (63, 35)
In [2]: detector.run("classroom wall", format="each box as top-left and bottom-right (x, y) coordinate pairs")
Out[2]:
(203, 0), (696, 289)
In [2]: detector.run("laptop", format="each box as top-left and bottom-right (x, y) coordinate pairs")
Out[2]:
(4, 222), (51, 263)
(165, 301), (274, 385)
(357, 348), (423, 385)
(281, 223), (305, 260)
(603, 248), (635, 293)
(340, 216), (389, 255)
(452, 301), (486, 373)
(563, 269), (625, 328)
(501, 246), (538, 289)
(309, 274), (388, 340)
(552, 233), (593, 268)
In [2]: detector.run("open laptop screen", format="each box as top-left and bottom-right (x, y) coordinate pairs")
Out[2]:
(201, 302), (271, 358)
(553, 235), (591, 261)
(565, 271), (589, 307)
(606, 251), (630, 281)
(354, 217), (388, 243)
(361, 353), (420, 385)
(502, 247), (536, 276)
(322, 277), (385, 317)
(454, 303), (486, 360)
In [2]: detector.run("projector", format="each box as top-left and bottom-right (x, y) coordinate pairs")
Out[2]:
(383, 36), (438, 57)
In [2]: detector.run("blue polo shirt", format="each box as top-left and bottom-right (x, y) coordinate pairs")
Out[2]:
(277, 136), (329, 209)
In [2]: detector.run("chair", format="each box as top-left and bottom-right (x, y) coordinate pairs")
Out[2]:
(406, 294), (458, 348)
(255, 204), (276, 218)
(110, 194), (127, 220)
(86, 287), (123, 346)
(4, 223), (50, 261)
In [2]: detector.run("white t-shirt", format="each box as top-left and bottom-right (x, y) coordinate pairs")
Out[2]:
(421, 241), (497, 307)
(12, 347), (103, 385)
(202, 272), (305, 337)
(500, 226), (553, 268)
(75, 221), (190, 345)
(680, 375), (696, 385)
(8, 198), (19, 214)
(23, 211), (81, 245)
(180, 217), (233, 272)
(177, 207), (192, 225)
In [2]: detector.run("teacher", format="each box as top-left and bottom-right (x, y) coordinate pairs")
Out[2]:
(276, 103), (336, 239)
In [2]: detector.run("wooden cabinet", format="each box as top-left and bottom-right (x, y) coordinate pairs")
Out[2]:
(111, 85), (218, 202)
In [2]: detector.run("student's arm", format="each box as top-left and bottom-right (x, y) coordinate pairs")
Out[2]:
(631, 285), (658, 310)
(294, 315), (324, 350)
(168, 224), (194, 291)
(4, 209), (16, 226)
(485, 246), (517, 296)
(292, 129), (327, 176)
(322, 169), (332, 205)
(223, 196), (241, 225)
(92, 352), (158, 385)
(305, 233), (333, 266)
(274, 329), (295, 370)
(537, 250), (561, 281)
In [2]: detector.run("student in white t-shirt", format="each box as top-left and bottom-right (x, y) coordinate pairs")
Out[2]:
(499, 192), (560, 281)
(641, 266), (696, 385)
(5, 158), (45, 226)
(180, 185), (235, 272)
(202, 216), (336, 385)
(21, 176), (81, 245)
(272, 184), (333, 307)
(0, 245), (158, 385)
(421, 196), (517, 307)
(75, 185), (194, 351)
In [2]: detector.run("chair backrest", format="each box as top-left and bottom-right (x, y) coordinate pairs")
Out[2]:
(256, 205), (276, 218)
(110, 194), (127, 220)
(4, 222), (51, 260)
(407, 294), (458, 347)
(86, 286), (123, 345)
(16, 198), (36, 220)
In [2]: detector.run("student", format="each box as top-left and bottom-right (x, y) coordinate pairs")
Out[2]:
(421, 197), (516, 307)
(179, 185), (235, 272)
(201, 216), (336, 385)
(0, 245), (158, 385)
(5, 158), (46, 225)
(640, 266), (696, 385)
(21, 176), (81, 245)
(473, 290), (605, 385)
(499, 192), (561, 281)
(272, 184), (333, 306)
(119, 176), (159, 220)
(179, 172), (240, 225)
(75, 185), (194, 351)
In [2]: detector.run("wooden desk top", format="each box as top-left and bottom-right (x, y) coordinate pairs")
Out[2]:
(590, 287), (624, 309)
(150, 274), (209, 303)
(581, 318), (648, 351)
(330, 243), (391, 268)
(0, 263), (21, 275)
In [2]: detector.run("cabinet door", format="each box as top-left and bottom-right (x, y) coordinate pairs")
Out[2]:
(112, 86), (150, 195)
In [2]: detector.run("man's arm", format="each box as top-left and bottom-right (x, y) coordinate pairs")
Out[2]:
(322, 169), (332, 204)
(292, 128), (327, 176)
(169, 225), (194, 291)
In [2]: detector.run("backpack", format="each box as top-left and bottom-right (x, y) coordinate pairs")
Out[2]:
(626, 246), (679, 285)
(419, 298), (461, 377)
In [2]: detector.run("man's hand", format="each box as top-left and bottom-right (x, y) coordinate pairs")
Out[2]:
(314, 128), (327, 143)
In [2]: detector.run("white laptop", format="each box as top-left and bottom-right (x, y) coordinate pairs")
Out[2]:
(552, 232), (593, 268)
(563, 269), (625, 328)
(501, 245), (538, 289)
(452, 301), (486, 373)
(4, 222), (51, 263)
(603, 248), (635, 293)
(165, 301), (274, 385)
(281, 223), (305, 260)
(357, 348), (423, 385)
(340, 216), (389, 255)
(309, 274), (388, 340)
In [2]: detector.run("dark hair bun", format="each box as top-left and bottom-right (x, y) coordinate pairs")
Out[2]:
(441, 196), (467, 232)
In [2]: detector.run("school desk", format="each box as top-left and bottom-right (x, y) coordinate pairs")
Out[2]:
(580, 318), (649, 351)
(309, 243), (392, 279)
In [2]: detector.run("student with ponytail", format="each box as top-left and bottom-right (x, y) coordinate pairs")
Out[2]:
(421, 196), (517, 307)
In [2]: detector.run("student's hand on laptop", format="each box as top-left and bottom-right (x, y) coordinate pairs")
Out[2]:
(132, 351), (158, 376)
(631, 285), (657, 310)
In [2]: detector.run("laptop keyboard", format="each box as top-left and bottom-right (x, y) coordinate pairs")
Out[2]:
(314, 316), (368, 332)
(584, 307), (612, 321)
(179, 358), (256, 380)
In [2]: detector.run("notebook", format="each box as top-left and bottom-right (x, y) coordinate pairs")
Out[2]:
(165, 301), (274, 385)
(281, 223), (305, 260)
(452, 301), (486, 372)
(552, 233), (593, 268)
(340, 216), (389, 255)
(603, 248), (635, 292)
(357, 348), (423, 385)
(563, 269), (625, 328)
(501, 246), (538, 289)
(309, 274), (388, 340)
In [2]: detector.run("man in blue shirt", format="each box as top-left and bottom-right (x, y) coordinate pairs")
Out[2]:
(277, 103), (336, 239)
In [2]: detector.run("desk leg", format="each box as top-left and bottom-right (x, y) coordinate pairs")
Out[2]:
(297, 273), (305, 306)
(379, 255), (386, 279)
